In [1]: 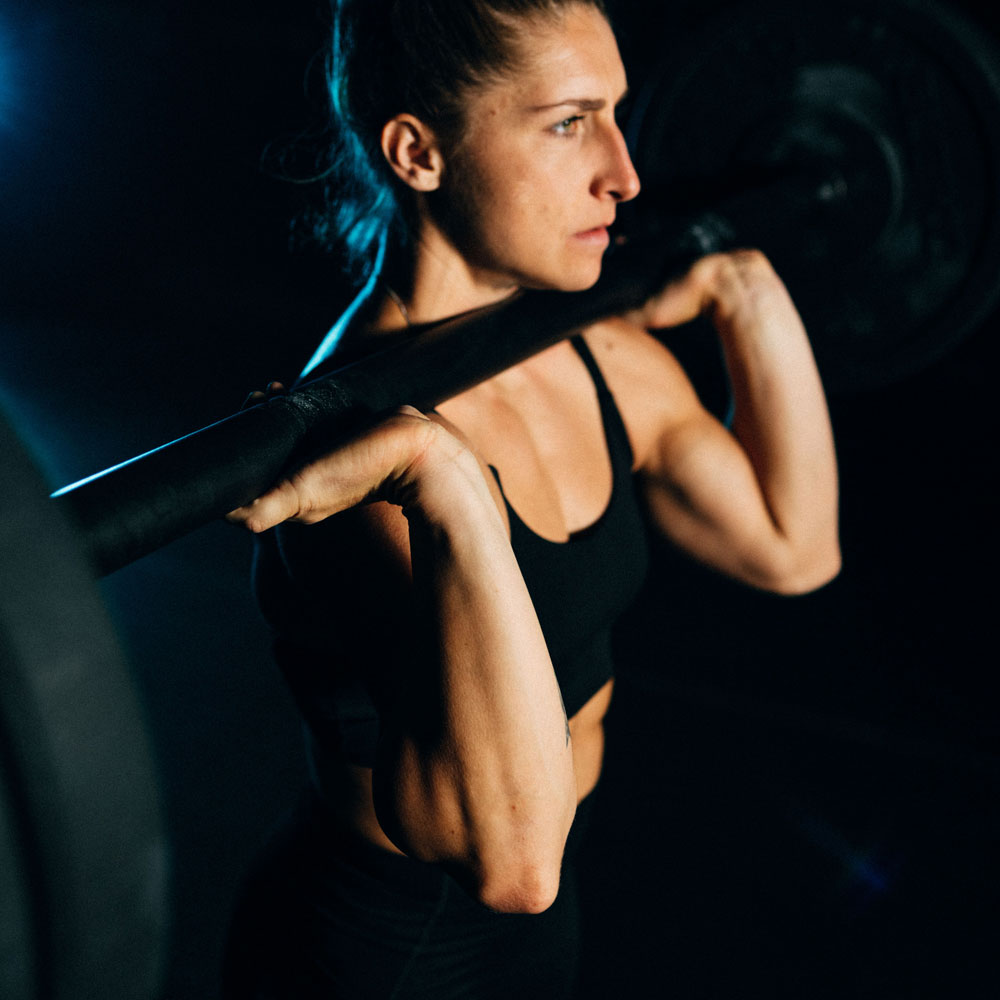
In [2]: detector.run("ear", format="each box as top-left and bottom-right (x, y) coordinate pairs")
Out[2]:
(380, 115), (445, 192)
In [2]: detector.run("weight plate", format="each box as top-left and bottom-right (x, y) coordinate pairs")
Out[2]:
(0, 772), (35, 1000)
(0, 409), (168, 1000)
(625, 0), (1000, 390)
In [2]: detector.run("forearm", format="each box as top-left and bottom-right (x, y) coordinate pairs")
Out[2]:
(713, 263), (839, 557)
(372, 442), (576, 911)
(230, 411), (577, 907)
(627, 250), (841, 591)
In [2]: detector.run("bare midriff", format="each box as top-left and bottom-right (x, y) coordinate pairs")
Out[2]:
(311, 678), (614, 857)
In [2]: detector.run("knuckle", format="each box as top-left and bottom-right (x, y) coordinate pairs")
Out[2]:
(394, 404), (427, 419)
(398, 413), (466, 479)
(405, 415), (442, 465)
(717, 251), (745, 276)
(691, 253), (735, 293)
(703, 249), (776, 298)
(732, 248), (773, 276)
(690, 254), (721, 281)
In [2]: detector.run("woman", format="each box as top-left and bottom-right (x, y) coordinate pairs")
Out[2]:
(224, 0), (840, 996)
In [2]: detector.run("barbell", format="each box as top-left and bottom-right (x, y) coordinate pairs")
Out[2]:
(51, 0), (1000, 577)
(3, 1), (999, 997)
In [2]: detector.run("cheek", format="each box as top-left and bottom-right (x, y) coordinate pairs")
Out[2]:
(470, 177), (551, 257)
(477, 145), (563, 223)
(505, 174), (569, 245)
(512, 184), (554, 232)
(442, 141), (578, 269)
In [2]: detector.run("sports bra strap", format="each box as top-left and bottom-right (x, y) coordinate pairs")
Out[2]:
(569, 334), (635, 469)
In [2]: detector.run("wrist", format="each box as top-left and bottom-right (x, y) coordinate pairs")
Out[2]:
(395, 420), (500, 528)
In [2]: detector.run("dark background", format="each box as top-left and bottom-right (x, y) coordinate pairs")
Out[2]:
(1, 1), (997, 997)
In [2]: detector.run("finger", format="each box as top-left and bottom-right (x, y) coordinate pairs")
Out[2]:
(240, 390), (266, 411)
(640, 267), (712, 329)
(395, 404), (429, 420)
(240, 381), (287, 412)
(226, 409), (439, 533)
(658, 274), (707, 324)
(225, 479), (303, 534)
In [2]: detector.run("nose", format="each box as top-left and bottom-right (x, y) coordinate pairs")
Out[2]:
(593, 123), (641, 203)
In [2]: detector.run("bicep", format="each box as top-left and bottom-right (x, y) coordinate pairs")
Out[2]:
(585, 320), (791, 587)
(641, 412), (788, 586)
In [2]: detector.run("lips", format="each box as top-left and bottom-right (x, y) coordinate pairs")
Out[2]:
(573, 225), (612, 247)
(574, 213), (616, 239)
(576, 217), (615, 235)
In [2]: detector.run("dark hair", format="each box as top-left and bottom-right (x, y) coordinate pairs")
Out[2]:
(306, 0), (609, 278)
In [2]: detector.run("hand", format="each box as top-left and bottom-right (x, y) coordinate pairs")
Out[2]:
(225, 406), (467, 533)
(627, 249), (797, 334)
(240, 380), (286, 411)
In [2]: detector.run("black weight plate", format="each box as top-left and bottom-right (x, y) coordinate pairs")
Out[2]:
(0, 774), (35, 1000)
(625, 0), (1000, 391)
(0, 409), (168, 1000)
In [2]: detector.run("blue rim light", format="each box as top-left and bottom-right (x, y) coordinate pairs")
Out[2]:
(0, 16), (18, 134)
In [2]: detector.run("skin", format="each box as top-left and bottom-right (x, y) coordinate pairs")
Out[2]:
(374, 4), (638, 319)
(229, 5), (840, 915)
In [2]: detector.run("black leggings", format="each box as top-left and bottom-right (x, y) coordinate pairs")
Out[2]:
(223, 789), (593, 999)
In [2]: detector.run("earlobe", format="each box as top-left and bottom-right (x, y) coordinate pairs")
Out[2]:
(381, 115), (444, 192)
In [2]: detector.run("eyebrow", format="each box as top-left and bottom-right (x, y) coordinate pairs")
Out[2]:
(530, 89), (630, 114)
(532, 97), (606, 112)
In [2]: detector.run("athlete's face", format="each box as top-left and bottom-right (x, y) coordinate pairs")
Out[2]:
(432, 5), (640, 292)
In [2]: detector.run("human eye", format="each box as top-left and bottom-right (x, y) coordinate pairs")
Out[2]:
(551, 114), (585, 136)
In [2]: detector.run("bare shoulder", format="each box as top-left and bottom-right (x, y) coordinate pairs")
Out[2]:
(580, 315), (697, 389)
(580, 317), (705, 471)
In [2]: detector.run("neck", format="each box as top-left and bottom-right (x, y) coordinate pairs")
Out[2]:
(373, 220), (519, 331)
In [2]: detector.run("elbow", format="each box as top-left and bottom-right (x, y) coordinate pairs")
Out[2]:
(373, 806), (571, 915)
(398, 816), (569, 914)
(474, 850), (564, 914)
(479, 880), (560, 916)
(473, 799), (575, 913)
(754, 539), (842, 596)
(374, 749), (576, 914)
(770, 557), (841, 595)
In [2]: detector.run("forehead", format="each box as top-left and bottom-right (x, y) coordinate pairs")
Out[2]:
(477, 6), (627, 113)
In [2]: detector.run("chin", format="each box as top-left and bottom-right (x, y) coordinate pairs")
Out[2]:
(561, 261), (604, 291)
(520, 259), (604, 293)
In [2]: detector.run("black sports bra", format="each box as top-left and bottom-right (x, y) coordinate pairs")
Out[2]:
(486, 335), (649, 721)
(255, 335), (649, 767)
